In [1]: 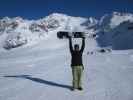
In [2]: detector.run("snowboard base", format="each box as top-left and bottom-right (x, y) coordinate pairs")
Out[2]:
(57, 31), (86, 39)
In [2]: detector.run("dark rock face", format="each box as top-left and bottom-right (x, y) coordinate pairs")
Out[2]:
(3, 34), (27, 50)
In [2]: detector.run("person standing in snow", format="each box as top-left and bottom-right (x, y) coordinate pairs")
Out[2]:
(69, 37), (85, 91)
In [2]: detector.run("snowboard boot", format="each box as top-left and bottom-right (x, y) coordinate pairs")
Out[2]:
(78, 87), (83, 91)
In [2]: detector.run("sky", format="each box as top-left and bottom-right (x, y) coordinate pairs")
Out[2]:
(0, 0), (133, 19)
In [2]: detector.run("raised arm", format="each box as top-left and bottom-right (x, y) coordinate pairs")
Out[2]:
(69, 37), (73, 53)
(80, 38), (85, 53)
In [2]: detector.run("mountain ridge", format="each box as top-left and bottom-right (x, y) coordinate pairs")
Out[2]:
(0, 12), (133, 50)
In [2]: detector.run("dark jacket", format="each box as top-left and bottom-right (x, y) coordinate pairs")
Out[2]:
(69, 38), (85, 66)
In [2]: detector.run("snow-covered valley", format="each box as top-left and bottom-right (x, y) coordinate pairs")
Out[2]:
(0, 42), (133, 100)
(1, 12), (133, 100)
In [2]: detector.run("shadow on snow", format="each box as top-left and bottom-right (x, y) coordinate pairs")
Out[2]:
(3, 75), (72, 90)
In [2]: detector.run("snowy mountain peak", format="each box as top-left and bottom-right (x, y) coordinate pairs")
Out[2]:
(47, 13), (68, 18)
(0, 12), (133, 50)
(112, 11), (133, 17)
(99, 12), (133, 30)
(88, 17), (98, 24)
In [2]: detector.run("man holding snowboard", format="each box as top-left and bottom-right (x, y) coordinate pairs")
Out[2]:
(69, 37), (85, 91)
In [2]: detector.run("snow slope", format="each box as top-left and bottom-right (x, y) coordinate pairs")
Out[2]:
(0, 13), (97, 50)
(0, 39), (133, 100)
(1, 12), (133, 100)
(1, 12), (133, 50)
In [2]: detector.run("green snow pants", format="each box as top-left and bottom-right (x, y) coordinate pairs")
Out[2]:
(72, 66), (84, 89)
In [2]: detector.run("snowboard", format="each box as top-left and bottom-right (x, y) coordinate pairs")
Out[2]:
(57, 31), (86, 39)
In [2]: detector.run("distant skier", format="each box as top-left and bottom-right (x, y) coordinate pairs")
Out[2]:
(69, 37), (85, 91)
